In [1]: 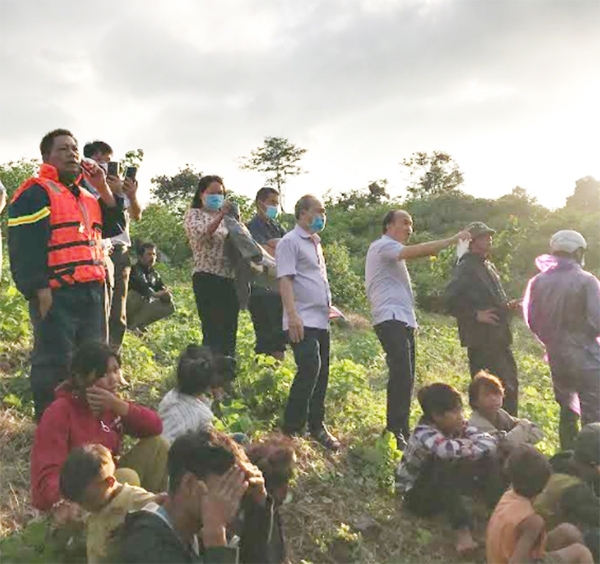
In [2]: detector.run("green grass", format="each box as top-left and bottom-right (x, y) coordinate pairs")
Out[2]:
(0, 270), (560, 563)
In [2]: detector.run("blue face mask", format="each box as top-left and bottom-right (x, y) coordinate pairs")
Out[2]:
(265, 205), (278, 220)
(205, 194), (224, 211)
(309, 215), (325, 233)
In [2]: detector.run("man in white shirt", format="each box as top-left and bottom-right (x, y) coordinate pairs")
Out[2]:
(276, 195), (339, 449)
(365, 210), (469, 449)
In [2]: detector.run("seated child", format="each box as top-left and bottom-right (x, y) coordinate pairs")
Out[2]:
(486, 445), (593, 564)
(60, 444), (164, 564)
(396, 383), (502, 554)
(247, 436), (297, 564)
(535, 423), (600, 561)
(468, 371), (543, 449)
(158, 345), (232, 445)
(31, 342), (167, 519)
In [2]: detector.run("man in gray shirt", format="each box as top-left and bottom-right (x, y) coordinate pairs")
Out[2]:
(276, 195), (339, 449)
(365, 210), (469, 449)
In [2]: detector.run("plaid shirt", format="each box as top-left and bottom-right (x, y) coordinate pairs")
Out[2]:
(396, 420), (498, 493)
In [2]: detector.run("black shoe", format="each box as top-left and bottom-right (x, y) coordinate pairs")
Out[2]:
(310, 426), (341, 450)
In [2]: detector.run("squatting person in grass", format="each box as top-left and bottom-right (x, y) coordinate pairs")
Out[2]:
(7, 129), (125, 420)
(246, 187), (287, 360)
(524, 230), (600, 450)
(276, 195), (340, 449)
(445, 221), (522, 416)
(365, 210), (470, 449)
(30, 342), (168, 524)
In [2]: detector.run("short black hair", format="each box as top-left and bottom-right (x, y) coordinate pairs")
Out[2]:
(508, 445), (551, 498)
(256, 187), (279, 203)
(83, 140), (113, 159)
(246, 436), (296, 492)
(294, 195), (317, 220)
(71, 342), (120, 387)
(468, 371), (505, 408)
(40, 129), (77, 159)
(60, 444), (115, 503)
(382, 210), (398, 234)
(418, 383), (462, 422)
(191, 175), (225, 209)
(140, 242), (156, 254)
(176, 345), (229, 396)
(168, 430), (246, 494)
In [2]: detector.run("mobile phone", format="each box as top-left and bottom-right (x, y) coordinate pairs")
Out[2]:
(107, 161), (120, 177)
(125, 166), (137, 181)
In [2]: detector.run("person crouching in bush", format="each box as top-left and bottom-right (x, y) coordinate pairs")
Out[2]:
(396, 383), (503, 555)
(247, 436), (297, 564)
(158, 344), (233, 445)
(468, 371), (543, 453)
(30, 341), (168, 524)
(60, 444), (166, 564)
(486, 445), (593, 564)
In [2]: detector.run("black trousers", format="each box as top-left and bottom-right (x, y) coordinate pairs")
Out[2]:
(192, 272), (240, 358)
(29, 282), (104, 421)
(108, 247), (131, 351)
(405, 456), (503, 530)
(248, 290), (286, 355)
(374, 320), (415, 438)
(468, 344), (519, 415)
(283, 328), (330, 435)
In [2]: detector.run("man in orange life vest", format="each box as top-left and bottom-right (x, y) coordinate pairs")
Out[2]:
(8, 129), (125, 421)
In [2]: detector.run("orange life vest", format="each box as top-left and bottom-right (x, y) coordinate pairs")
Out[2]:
(11, 163), (106, 288)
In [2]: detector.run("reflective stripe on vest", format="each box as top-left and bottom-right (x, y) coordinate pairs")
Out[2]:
(13, 172), (106, 288)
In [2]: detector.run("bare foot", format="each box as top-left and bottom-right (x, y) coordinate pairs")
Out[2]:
(456, 529), (478, 555)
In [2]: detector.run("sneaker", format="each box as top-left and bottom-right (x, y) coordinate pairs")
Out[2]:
(310, 426), (341, 450)
(394, 433), (408, 452)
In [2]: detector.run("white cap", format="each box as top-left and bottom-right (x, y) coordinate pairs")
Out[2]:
(550, 230), (587, 254)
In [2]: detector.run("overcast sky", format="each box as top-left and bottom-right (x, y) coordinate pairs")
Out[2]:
(1, 0), (598, 210)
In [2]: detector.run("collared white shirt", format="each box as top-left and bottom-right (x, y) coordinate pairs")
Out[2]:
(365, 234), (417, 328)
(276, 225), (331, 330)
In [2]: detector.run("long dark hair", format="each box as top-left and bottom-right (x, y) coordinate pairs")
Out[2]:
(191, 175), (225, 209)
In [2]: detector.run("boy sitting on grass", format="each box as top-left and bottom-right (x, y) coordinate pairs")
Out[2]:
(158, 345), (232, 445)
(468, 371), (543, 450)
(535, 423), (600, 562)
(59, 444), (165, 564)
(486, 445), (593, 564)
(396, 383), (503, 555)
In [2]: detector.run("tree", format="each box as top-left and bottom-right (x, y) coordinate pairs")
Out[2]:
(121, 149), (144, 169)
(0, 159), (39, 201)
(150, 165), (202, 213)
(565, 176), (600, 212)
(401, 151), (464, 198)
(325, 179), (391, 211)
(238, 136), (307, 209)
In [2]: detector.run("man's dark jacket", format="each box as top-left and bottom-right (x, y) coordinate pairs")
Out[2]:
(444, 252), (511, 348)
(119, 497), (274, 564)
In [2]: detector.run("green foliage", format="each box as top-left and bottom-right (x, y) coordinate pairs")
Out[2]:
(129, 203), (191, 265)
(150, 165), (201, 213)
(324, 241), (368, 313)
(565, 176), (600, 213)
(239, 136), (307, 209)
(121, 149), (144, 169)
(401, 151), (464, 198)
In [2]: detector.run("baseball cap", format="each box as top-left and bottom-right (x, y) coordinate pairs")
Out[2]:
(574, 423), (600, 466)
(550, 230), (587, 254)
(466, 222), (496, 238)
